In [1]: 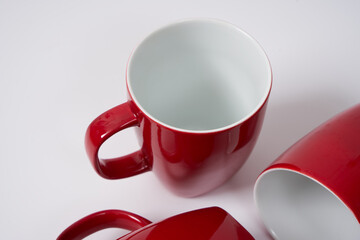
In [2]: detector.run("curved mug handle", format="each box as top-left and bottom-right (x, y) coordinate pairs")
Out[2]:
(57, 210), (152, 240)
(85, 101), (150, 179)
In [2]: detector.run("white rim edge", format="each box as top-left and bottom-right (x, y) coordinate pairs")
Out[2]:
(126, 18), (272, 134)
(253, 167), (360, 238)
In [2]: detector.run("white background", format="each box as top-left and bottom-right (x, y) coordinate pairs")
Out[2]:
(1, 0), (359, 239)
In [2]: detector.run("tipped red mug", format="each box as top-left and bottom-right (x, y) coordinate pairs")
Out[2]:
(85, 19), (272, 197)
(255, 104), (360, 239)
(57, 207), (254, 240)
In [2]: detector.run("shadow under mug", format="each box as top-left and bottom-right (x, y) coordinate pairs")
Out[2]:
(255, 104), (360, 239)
(57, 207), (254, 240)
(85, 19), (272, 197)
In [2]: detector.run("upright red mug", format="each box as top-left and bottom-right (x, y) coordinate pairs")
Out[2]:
(86, 19), (272, 197)
(255, 104), (360, 239)
(57, 207), (254, 240)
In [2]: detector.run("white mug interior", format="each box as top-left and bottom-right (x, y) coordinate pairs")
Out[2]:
(127, 19), (271, 132)
(254, 168), (360, 240)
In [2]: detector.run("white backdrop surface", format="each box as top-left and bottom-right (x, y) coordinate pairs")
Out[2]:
(0, 0), (359, 239)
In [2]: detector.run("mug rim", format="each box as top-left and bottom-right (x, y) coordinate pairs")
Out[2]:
(254, 167), (360, 239)
(126, 18), (272, 134)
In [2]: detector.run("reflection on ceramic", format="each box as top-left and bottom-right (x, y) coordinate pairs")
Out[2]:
(85, 19), (272, 197)
(57, 207), (254, 240)
(255, 104), (360, 240)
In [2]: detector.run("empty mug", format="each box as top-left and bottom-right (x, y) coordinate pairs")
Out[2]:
(57, 207), (254, 240)
(255, 104), (360, 239)
(85, 19), (272, 197)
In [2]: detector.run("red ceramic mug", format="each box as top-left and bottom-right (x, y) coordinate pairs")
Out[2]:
(57, 207), (254, 240)
(85, 19), (272, 197)
(254, 104), (360, 240)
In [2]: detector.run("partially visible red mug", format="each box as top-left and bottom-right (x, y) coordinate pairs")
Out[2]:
(57, 207), (254, 240)
(85, 19), (272, 197)
(254, 104), (360, 239)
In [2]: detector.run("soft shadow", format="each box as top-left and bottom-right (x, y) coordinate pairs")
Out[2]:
(203, 92), (350, 196)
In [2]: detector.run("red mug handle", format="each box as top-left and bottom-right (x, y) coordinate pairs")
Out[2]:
(85, 101), (151, 179)
(57, 210), (152, 240)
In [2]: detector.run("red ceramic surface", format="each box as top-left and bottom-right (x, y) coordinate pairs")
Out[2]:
(85, 19), (272, 197)
(57, 207), (254, 240)
(264, 104), (360, 221)
(85, 100), (269, 197)
(57, 210), (151, 240)
(255, 104), (360, 239)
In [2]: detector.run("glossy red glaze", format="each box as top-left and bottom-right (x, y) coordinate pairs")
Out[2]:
(57, 210), (152, 240)
(133, 99), (268, 197)
(86, 102), (151, 179)
(57, 207), (254, 240)
(85, 20), (272, 197)
(85, 97), (269, 196)
(262, 103), (360, 222)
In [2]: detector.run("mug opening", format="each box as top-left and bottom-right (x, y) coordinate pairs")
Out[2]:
(127, 19), (272, 133)
(254, 168), (360, 240)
